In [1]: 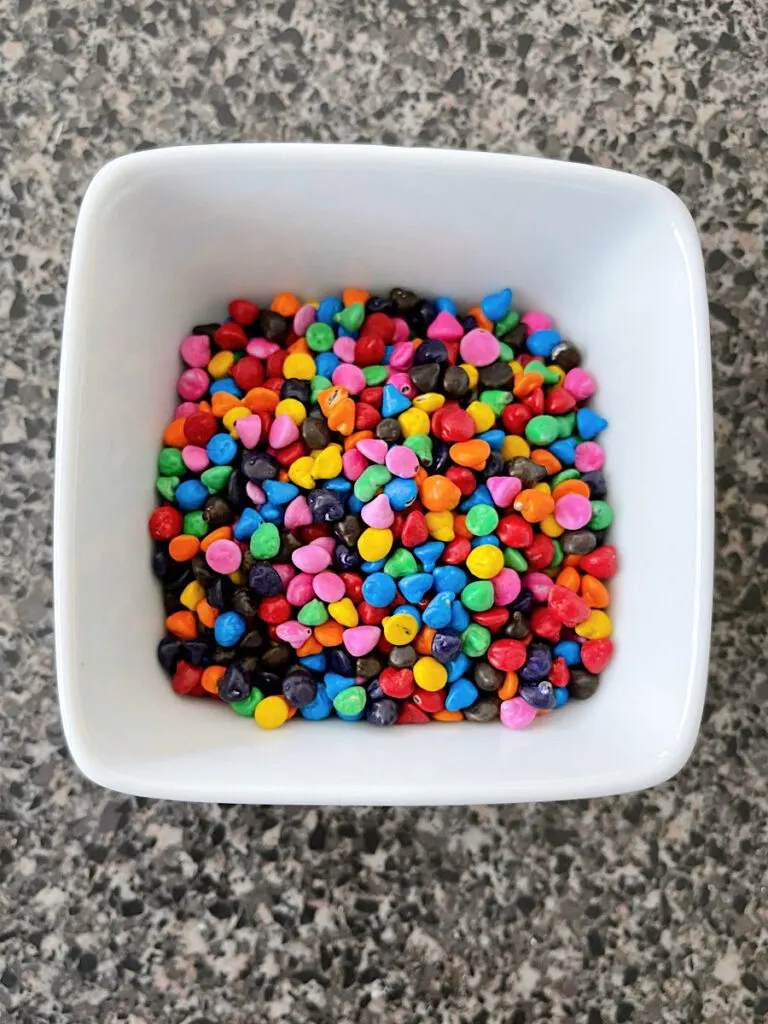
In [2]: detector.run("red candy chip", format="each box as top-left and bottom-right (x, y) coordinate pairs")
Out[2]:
(434, 407), (475, 443)
(266, 349), (287, 378)
(472, 607), (509, 631)
(274, 439), (307, 467)
(183, 411), (217, 446)
(380, 667), (414, 699)
(530, 606), (562, 642)
(259, 596), (291, 624)
(502, 404), (533, 435)
(359, 386), (383, 407)
(231, 355), (265, 392)
(401, 510), (429, 548)
(497, 514), (534, 548)
(581, 637), (614, 674)
(411, 686), (445, 713)
(263, 376), (285, 395)
(214, 322), (248, 351)
(341, 573), (364, 603)
(360, 313), (395, 342)
(546, 388), (576, 414)
(172, 660), (203, 695)
(523, 387), (544, 414)
(487, 639), (527, 672)
(548, 656), (570, 688)
(442, 537), (471, 565)
(359, 601), (387, 625)
(443, 340), (460, 365)
(580, 545), (618, 579)
(445, 465), (476, 496)
(356, 335), (386, 367)
(396, 700), (430, 724)
(228, 299), (259, 326)
(299, 525), (329, 542)
(355, 403), (381, 429)
(149, 505), (183, 541)
(548, 585), (591, 628)
(390, 513), (404, 542)
(524, 534), (555, 571)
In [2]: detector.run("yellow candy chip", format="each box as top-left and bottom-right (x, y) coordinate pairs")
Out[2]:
(460, 363), (479, 388)
(540, 513), (564, 538)
(501, 435), (531, 461)
(275, 398), (307, 425)
(466, 545), (504, 580)
(413, 656), (447, 692)
(398, 407), (431, 437)
(288, 455), (316, 489)
(383, 613), (419, 646)
(283, 352), (316, 381)
(255, 695), (290, 730)
(222, 406), (251, 435)
(357, 527), (394, 561)
(533, 481), (552, 494)
(547, 364), (566, 386)
(412, 392), (445, 413)
(311, 445), (343, 480)
(328, 597), (359, 628)
(208, 351), (235, 379)
(229, 570), (245, 585)
(180, 580), (205, 610)
(425, 510), (455, 542)
(466, 401), (496, 434)
(575, 610), (612, 640)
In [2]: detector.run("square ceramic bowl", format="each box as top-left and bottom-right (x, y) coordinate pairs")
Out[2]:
(54, 144), (713, 804)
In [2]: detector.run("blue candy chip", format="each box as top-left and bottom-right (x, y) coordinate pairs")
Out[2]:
(549, 438), (577, 466)
(554, 640), (582, 665)
(445, 678), (479, 712)
(209, 378), (243, 397)
(385, 478), (418, 511)
(317, 296), (343, 325)
(300, 653), (327, 672)
(233, 507), (263, 541)
(433, 565), (467, 593)
(214, 611), (246, 648)
(258, 502), (282, 523)
(174, 479), (208, 511)
(526, 329), (561, 359)
(207, 433), (238, 465)
(480, 287), (512, 323)
(398, 573), (433, 603)
(447, 653), (471, 682)
(323, 673), (356, 700)
(315, 352), (341, 377)
(382, 384), (412, 418)
(263, 480), (299, 504)
(422, 591), (454, 629)
(477, 429), (505, 451)
(301, 684), (333, 720)
(413, 540), (444, 572)
(553, 686), (569, 708)
(362, 572), (397, 607)
(451, 602), (471, 630)
(576, 407), (608, 440)
(435, 296), (458, 316)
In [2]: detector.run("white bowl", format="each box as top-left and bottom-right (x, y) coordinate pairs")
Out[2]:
(54, 144), (713, 805)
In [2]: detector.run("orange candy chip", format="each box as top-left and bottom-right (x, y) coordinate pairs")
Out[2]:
(581, 574), (610, 608)
(163, 418), (188, 448)
(196, 598), (219, 629)
(271, 292), (301, 317)
(201, 665), (226, 695)
(552, 478), (591, 501)
(165, 611), (197, 640)
(343, 288), (370, 307)
(449, 439), (491, 469)
(201, 526), (233, 552)
(168, 534), (200, 562)
(530, 449), (561, 475)
(513, 488), (555, 523)
(555, 566), (581, 592)
(244, 387), (279, 413)
(498, 671), (519, 701)
(420, 474), (462, 512)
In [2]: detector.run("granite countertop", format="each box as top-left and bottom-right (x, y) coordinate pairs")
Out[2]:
(1, 1), (766, 1021)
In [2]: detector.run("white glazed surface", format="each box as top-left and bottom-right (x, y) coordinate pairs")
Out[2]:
(54, 144), (713, 804)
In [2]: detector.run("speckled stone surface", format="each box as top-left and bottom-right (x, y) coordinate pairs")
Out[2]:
(1, 1), (767, 1021)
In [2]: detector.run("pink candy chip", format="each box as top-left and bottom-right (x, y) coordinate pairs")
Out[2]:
(486, 475), (522, 507)
(312, 572), (346, 603)
(245, 481), (266, 506)
(276, 621), (312, 648)
(492, 568), (522, 606)
(235, 414), (262, 449)
(269, 413), (299, 449)
(522, 571), (554, 602)
(387, 371), (416, 398)
(205, 539), (242, 575)
(273, 563), (295, 588)
(284, 495), (312, 529)
(332, 363), (366, 394)
(293, 304), (316, 337)
(574, 441), (604, 472)
(177, 368), (209, 401)
(246, 339), (280, 359)
(459, 328), (501, 367)
(357, 438), (388, 464)
(179, 334), (211, 368)
(343, 625), (382, 656)
(286, 573), (315, 606)
(175, 401), (199, 419)
(385, 444), (419, 479)
(427, 310), (464, 341)
(361, 494), (394, 528)
(521, 311), (552, 334)
(554, 493), (592, 530)
(333, 337), (357, 363)
(500, 697), (538, 729)
(310, 536), (336, 555)
(292, 545), (332, 574)
(182, 445), (209, 473)
(392, 318), (409, 344)
(564, 367), (596, 401)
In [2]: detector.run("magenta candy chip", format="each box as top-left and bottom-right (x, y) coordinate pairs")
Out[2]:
(342, 449), (368, 481)
(427, 310), (464, 341)
(284, 495), (312, 529)
(521, 311), (551, 333)
(179, 334), (211, 368)
(246, 339), (280, 358)
(492, 568), (522, 606)
(574, 441), (604, 472)
(205, 539), (242, 575)
(177, 367), (209, 401)
(392, 318), (409, 344)
(286, 573), (315, 606)
(522, 571), (554, 602)
(554, 493), (592, 530)
(388, 342), (415, 370)
(459, 328), (500, 367)
(500, 697), (538, 729)
(332, 363), (366, 394)
(563, 367), (596, 401)
(486, 475), (522, 507)
(175, 401), (199, 419)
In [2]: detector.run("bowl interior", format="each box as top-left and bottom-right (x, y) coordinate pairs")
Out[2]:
(55, 145), (711, 803)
